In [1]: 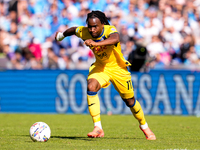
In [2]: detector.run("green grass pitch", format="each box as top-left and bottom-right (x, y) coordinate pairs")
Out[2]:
(0, 114), (199, 150)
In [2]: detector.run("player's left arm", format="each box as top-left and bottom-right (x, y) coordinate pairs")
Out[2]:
(84, 33), (119, 47)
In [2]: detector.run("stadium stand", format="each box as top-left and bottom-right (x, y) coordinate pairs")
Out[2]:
(0, 0), (200, 71)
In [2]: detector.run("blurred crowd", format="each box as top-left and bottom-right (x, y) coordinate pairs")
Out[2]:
(0, 0), (200, 71)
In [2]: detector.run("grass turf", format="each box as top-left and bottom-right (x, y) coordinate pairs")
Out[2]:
(0, 114), (199, 150)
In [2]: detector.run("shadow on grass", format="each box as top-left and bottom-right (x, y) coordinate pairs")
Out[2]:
(20, 135), (141, 141)
(52, 136), (93, 141)
(20, 135), (103, 141)
(51, 135), (140, 140)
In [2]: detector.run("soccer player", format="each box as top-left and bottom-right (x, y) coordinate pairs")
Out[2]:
(55, 10), (156, 140)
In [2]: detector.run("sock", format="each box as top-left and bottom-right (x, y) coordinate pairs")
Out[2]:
(87, 91), (102, 129)
(140, 122), (148, 129)
(94, 120), (102, 129)
(130, 100), (146, 125)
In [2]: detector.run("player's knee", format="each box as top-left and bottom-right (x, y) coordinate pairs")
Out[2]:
(87, 79), (101, 92)
(123, 97), (136, 107)
(87, 83), (97, 92)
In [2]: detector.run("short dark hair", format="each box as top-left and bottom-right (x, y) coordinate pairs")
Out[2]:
(86, 10), (110, 25)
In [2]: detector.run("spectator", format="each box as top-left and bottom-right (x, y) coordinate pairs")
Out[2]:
(179, 33), (195, 63)
(28, 38), (42, 61)
(146, 35), (165, 57)
(0, 0), (200, 71)
(184, 46), (200, 66)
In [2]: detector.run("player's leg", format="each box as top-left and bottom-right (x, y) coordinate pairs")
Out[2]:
(110, 70), (147, 125)
(111, 67), (156, 140)
(123, 97), (146, 126)
(87, 78), (104, 138)
(123, 97), (156, 140)
(87, 65), (110, 138)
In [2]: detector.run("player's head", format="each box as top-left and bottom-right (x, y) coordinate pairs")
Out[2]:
(86, 10), (110, 38)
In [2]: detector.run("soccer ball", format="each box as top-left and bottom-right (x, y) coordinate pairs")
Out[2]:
(29, 122), (51, 142)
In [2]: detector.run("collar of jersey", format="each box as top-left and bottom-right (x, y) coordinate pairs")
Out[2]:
(96, 27), (104, 38)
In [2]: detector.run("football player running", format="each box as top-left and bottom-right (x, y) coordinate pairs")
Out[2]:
(55, 10), (156, 140)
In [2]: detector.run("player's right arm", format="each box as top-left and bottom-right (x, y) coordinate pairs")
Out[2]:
(55, 27), (77, 41)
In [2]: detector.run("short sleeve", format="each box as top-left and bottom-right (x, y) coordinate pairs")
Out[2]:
(107, 26), (118, 36)
(75, 26), (84, 38)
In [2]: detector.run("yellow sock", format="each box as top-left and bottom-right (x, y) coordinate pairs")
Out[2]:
(87, 93), (101, 123)
(130, 100), (146, 125)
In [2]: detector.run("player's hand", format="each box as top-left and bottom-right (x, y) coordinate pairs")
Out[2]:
(84, 39), (97, 47)
(55, 32), (65, 41)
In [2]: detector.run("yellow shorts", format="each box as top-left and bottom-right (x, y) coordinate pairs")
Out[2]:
(88, 64), (134, 99)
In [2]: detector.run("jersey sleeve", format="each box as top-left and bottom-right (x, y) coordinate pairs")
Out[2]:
(75, 26), (84, 38)
(106, 26), (118, 37)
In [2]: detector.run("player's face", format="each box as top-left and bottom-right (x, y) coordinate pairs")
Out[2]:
(87, 17), (104, 38)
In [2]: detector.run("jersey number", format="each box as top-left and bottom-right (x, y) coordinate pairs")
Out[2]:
(127, 80), (133, 90)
